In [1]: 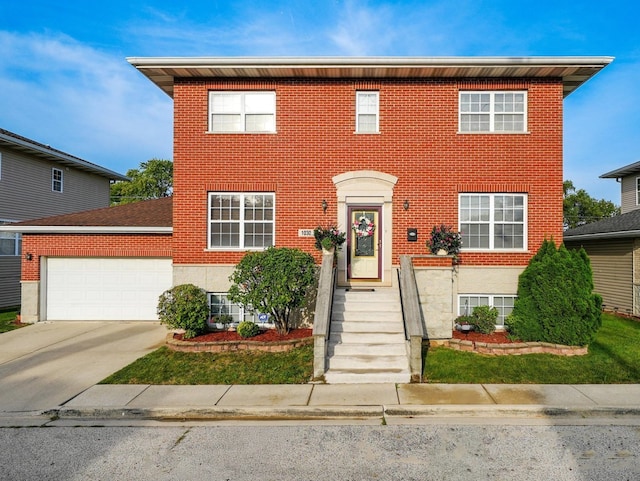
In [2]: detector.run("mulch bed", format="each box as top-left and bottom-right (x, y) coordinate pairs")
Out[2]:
(451, 329), (514, 343)
(174, 328), (313, 343)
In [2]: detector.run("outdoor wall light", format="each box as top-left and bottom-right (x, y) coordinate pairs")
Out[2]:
(322, 199), (328, 213)
(25, 253), (33, 261)
(403, 199), (410, 211)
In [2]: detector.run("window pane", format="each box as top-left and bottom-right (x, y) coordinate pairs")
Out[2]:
(246, 114), (275, 132)
(211, 94), (241, 113)
(211, 114), (242, 132)
(245, 93), (275, 113)
(358, 114), (377, 132)
(357, 93), (378, 113)
(461, 223), (489, 248)
(0, 234), (16, 256)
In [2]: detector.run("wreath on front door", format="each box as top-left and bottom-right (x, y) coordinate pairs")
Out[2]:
(352, 215), (375, 237)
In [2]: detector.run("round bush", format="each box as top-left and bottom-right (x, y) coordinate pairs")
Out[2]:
(237, 321), (260, 338)
(471, 305), (498, 334)
(157, 284), (209, 339)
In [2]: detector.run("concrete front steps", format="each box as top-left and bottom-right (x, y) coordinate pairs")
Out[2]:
(324, 286), (411, 384)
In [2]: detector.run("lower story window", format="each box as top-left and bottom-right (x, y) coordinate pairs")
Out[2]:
(207, 293), (272, 329)
(458, 295), (516, 327)
(0, 232), (21, 256)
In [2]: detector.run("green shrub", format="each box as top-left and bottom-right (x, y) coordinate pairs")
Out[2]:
(472, 305), (498, 334)
(237, 321), (260, 338)
(507, 239), (602, 346)
(157, 284), (209, 339)
(228, 247), (317, 335)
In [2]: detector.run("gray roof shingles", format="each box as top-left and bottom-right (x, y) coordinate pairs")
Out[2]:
(12, 196), (173, 228)
(564, 209), (640, 238)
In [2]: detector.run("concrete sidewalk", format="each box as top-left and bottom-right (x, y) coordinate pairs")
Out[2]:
(48, 382), (640, 422)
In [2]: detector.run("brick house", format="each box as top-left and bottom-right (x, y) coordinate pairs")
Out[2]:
(7, 57), (611, 379)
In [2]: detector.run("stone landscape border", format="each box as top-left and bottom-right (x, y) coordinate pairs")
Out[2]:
(442, 339), (588, 356)
(166, 333), (313, 353)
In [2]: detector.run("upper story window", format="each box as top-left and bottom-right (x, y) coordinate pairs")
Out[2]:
(459, 91), (527, 133)
(356, 91), (379, 133)
(208, 192), (274, 249)
(459, 193), (527, 250)
(209, 91), (276, 133)
(52, 168), (63, 192)
(635, 177), (640, 206)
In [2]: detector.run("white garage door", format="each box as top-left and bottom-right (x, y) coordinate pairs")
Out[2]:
(46, 258), (173, 321)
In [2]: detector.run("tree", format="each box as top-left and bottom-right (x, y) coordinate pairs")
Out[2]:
(507, 239), (602, 346)
(110, 159), (173, 205)
(563, 180), (619, 230)
(228, 247), (317, 335)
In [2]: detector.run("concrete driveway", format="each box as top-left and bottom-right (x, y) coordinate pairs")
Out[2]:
(0, 321), (166, 413)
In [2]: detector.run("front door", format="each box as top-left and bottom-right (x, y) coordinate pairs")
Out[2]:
(347, 206), (382, 280)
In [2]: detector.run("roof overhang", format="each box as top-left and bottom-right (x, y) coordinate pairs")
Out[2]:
(600, 160), (640, 179)
(564, 230), (640, 242)
(0, 130), (128, 181)
(127, 56), (614, 98)
(0, 225), (172, 234)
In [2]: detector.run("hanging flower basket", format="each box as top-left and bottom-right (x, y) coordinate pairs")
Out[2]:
(352, 216), (375, 237)
(313, 225), (346, 251)
(427, 224), (462, 255)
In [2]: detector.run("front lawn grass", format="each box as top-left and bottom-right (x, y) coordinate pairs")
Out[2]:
(424, 313), (640, 383)
(0, 308), (25, 334)
(101, 313), (640, 385)
(101, 344), (313, 385)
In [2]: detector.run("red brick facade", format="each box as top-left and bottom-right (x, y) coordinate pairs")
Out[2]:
(21, 233), (172, 281)
(172, 77), (563, 267)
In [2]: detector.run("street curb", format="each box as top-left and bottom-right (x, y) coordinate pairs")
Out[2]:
(47, 406), (385, 421)
(383, 405), (640, 418)
(44, 405), (640, 421)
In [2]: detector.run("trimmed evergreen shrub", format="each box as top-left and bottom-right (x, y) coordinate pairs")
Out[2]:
(472, 305), (498, 334)
(237, 321), (260, 338)
(507, 239), (602, 346)
(157, 284), (209, 339)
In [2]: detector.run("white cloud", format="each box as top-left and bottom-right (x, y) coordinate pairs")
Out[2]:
(0, 31), (172, 174)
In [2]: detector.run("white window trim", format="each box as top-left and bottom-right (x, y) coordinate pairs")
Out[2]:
(207, 192), (275, 250)
(208, 91), (276, 133)
(458, 90), (528, 133)
(355, 91), (380, 134)
(0, 152), (2, 180)
(635, 177), (640, 206)
(459, 193), (528, 251)
(52, 167), (63, 193)
(458, 294), (517, 327)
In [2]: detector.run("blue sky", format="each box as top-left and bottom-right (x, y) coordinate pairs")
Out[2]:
(1, 0), (638, 203)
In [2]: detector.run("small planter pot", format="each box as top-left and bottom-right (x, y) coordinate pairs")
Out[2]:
(436, 249), (448, 256)
(456, 323), (474, 335)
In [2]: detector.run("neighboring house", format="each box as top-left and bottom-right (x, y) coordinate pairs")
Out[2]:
(7, 57), (611, 336)
(0, 128), (128, 309)
(564, 160), (640, 316)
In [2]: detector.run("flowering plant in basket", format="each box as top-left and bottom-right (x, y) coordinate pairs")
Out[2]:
(314, 225), (346, 251)
(427, 224), (462, 255)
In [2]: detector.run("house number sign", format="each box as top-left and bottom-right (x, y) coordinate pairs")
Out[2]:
(298, 229), (314, 237)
